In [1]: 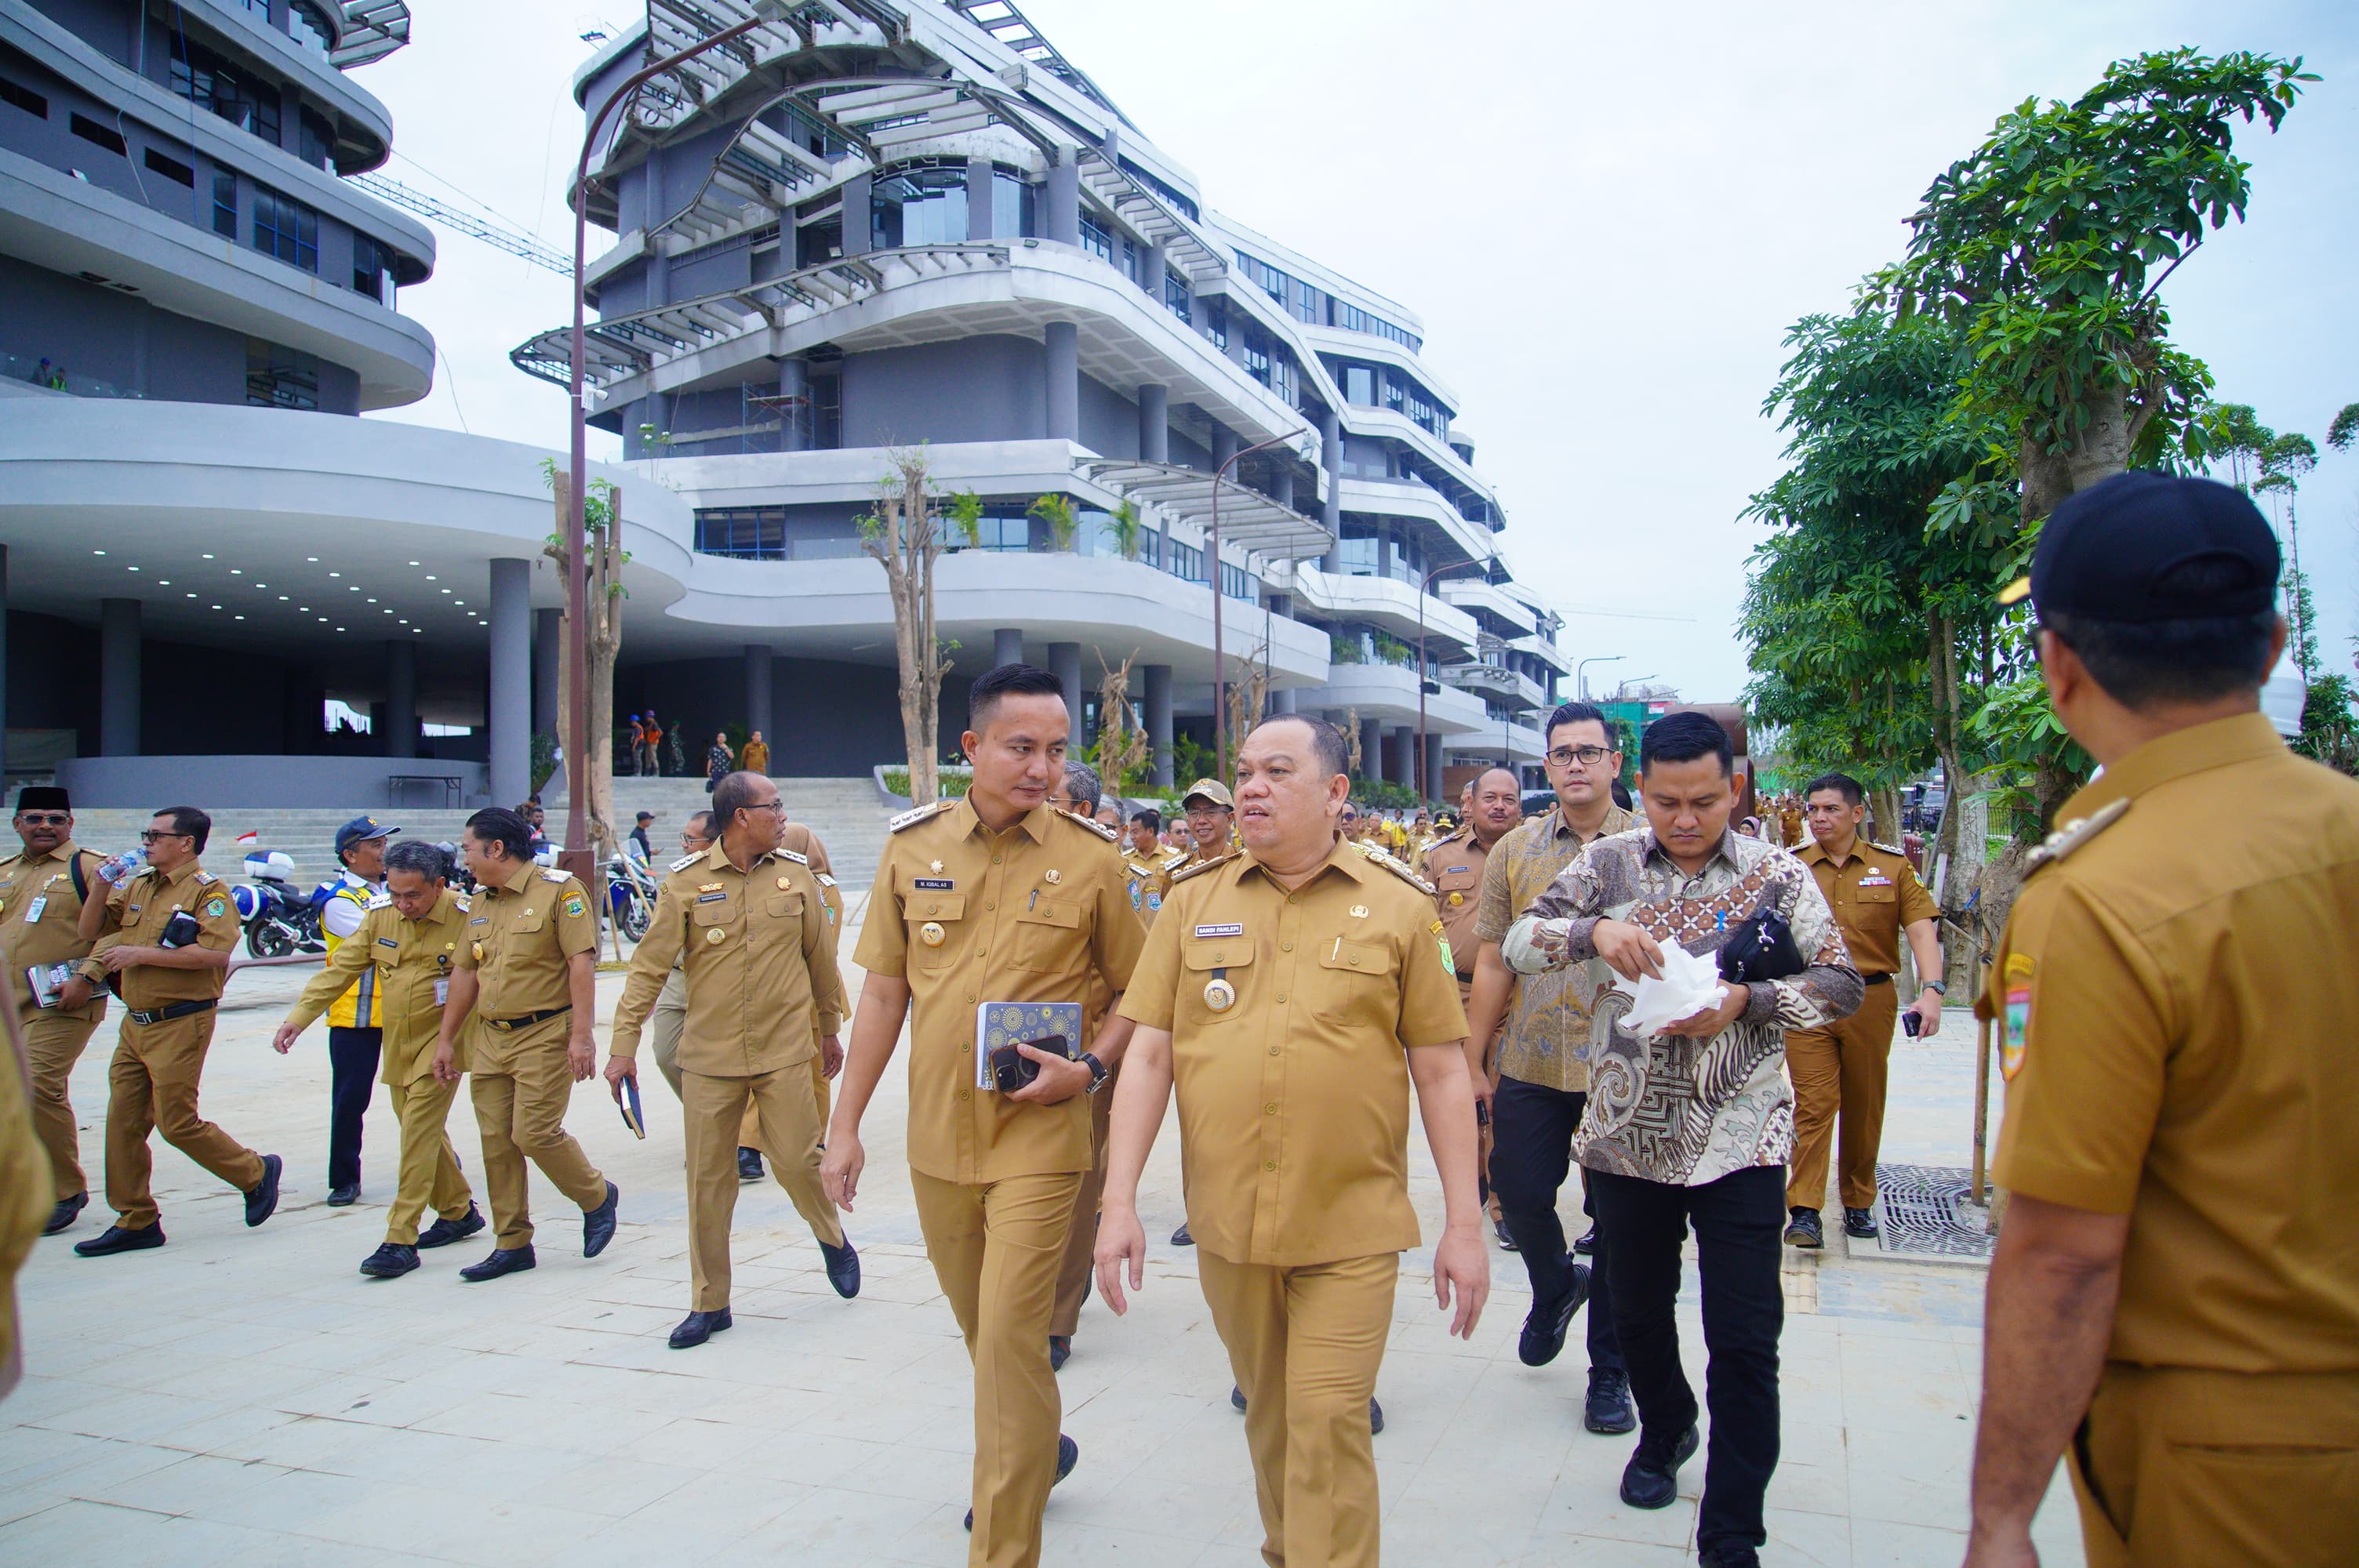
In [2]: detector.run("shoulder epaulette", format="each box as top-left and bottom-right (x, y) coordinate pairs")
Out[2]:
(1053, 804), (1121, 843)
(538, 867), (570, 884)
(366, 891), (393, 910)
(815, 872), (837, 888)
(889, 799), (957, 833)
(669, 849), (705, 873)
(1169, 851), (1239, 885)
(1867, 840), (1909, 858)
(453, 894), (471, 913)
(2025, 798), (2131, 877)
(194, 870), (219, 887)
(776, 848), (809, 867)
(1354, 840), (1436, 895)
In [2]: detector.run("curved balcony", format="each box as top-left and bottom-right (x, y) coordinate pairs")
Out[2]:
(1289, 661), (1492, 735)
(1442, 719), (1547, 766)
(1287, 564), (1478, 656)
(1344, 404), (1503, 524)
(1442, 662), (1547, 713)
(1510, 633), (1576, 677)
(1335, 477), (1495, 567)
(1439, 576), (1537, 636)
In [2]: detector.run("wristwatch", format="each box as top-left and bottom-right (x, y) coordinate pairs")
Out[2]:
(1081, 1052), (1110, 1094)
(1921, 980), (1946, 996)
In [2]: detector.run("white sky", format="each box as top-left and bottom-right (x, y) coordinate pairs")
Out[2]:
(364, 0), (2359, 702)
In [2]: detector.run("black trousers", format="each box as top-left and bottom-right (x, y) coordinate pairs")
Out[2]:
(1489, 1076), (1622, 1374)
(1588, 1162), (1784, 1555)
(326, 1025), (382, 1190)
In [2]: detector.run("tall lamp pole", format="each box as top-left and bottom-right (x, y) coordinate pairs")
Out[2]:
(1415, 559), (1486, 805)
(565, 8), (779, 856)
(1209, 427), (1309, 778)
(1576, 654), (1623, 703)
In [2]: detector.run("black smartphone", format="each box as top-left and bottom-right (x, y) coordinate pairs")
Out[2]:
(990, 1033), (1069, 1094)
(1902, 1010), (1922, 1038)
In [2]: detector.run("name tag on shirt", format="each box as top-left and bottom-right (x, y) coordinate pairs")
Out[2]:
(376, 936), (399, 948)
(1860, 875), (1892, 887)
(434, 977), (450, 1006)
(24, 895), (45, 924)
(914, 878), (954, 891)
(696, 891), (727, 903)
(1194, 923), (1244, 938)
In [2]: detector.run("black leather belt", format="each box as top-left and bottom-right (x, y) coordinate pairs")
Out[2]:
(128, 998), (216, 1026)
(1863, 972), (1893, 987)
(1456, 971), (1475, 984)
(483, 1006), (571, 1033)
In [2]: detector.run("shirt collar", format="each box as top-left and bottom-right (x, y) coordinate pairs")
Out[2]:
(20, 840), (75, 865)
(495, 858), (538, 895)
(2063, 710), (2287, 822)
(1638, 824), (1741, 877)
(1241, 834), (1366, 890)
(951, 796), (1055, 844)
(158, 858), (207, 888)
(1548, 801), (1632, 844)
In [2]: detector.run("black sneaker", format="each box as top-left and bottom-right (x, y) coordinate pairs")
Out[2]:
(737, 1147), (765, 1181)
(74, 1223), (165, 1258)
(1844, 1205), (1879, 1240)
(417, 1205), (485, 1249)
(358, 1243), (419, 1279)
(1170, 1221), (1194, 1247)
(1783, 1207), (1823, 1250)
(1492, 1216), (1519, 1252)
(966, 1435), (1078, 1531)
(245, 1155), (283, 1228)
(42, 1192), (87, 1236)
(1584, 1367), (1636, 1434)
(1517, 1262), (1591, 1367)
(1619, 1423), (1699, 1509)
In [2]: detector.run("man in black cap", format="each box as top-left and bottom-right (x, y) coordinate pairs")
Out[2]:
(0, 786), (109, 1235)
(312, 816), (398, 1207)
(629, 811), (656, 864)
(1963, 471), (2359, 1568)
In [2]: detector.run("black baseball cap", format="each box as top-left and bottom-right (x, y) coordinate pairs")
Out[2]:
(1998, 470), (2279, 622)
(334, 815), (400, 855)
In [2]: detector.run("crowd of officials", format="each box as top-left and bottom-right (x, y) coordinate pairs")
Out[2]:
(0, 471), (2353, 1568)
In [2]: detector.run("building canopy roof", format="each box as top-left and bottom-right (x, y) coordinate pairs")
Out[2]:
(1078, 459), (1332, 562)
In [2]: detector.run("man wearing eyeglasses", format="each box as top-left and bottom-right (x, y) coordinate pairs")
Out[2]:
(1467, 704), (1638, 1436)
(1419, 768), (1524, 1246)
(0, 786), (109, 1236)
(69, 807), (282, 1256)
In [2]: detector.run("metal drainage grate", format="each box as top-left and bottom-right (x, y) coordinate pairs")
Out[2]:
(1874, 1164), (1997, 1259)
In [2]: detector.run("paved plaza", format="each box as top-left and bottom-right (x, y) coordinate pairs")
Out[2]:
(1, 902), (2085, 1566)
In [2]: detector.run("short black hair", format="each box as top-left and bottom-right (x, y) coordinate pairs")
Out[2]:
(1060, 759), (1103, 815)
(1805, 772), (1864, 807)
(1639, 711), (1732, 777)
(1543, 701), (1612, 750)
(969, 662), (1064, 731)
(2042, 557), (2280, 709)
(384, 839), (449, 882)
(1256, 713), (1350, 779)
(1129, 808), (1161, 833)
(154, 804), (210, 854)
(463, 806), (533, 862)
(710, 771), (771, 833)
(683, 810), (714, 841)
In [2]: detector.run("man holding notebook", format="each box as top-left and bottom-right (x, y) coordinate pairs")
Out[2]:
(823, 663), (1143, 1568)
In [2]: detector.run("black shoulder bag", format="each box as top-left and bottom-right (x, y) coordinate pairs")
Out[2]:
(1716, 887), (1806, 985)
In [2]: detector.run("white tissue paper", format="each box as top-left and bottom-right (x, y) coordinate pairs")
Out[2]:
(1612, 941), (1731, 1039)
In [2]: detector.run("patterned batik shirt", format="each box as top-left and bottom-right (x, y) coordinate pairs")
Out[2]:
(1501, 825), (1862, 1186)
(1472, 802), (1637, 1094)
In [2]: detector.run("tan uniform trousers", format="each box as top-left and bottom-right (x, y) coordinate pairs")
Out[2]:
(104, 1011), (264, 1230)
(649, 969), (767, 1156)
(2070, 1364), (2359, 1568)
(383, 1076), (473, 1247)
(1198, 1248), (1399, 1568)
(467, 1017), (607, 1249)
(1049, 1072), (1114, 1338)
(25, 1009), (102, 1201)
(1784, 978), (1899, 1211)
(912, 1167), (1083, 1568)
(682, 1066), (842, 1311)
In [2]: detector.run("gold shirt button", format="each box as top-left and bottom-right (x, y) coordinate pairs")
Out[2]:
(1263, 1160), (1277, 1171)
(1268, 1046), (1280, 1056)
(1281, 942), (1292, 952)
(958, 1088), (970, 1101)
(1263, 1103), (1277, 1115)
(991, 855), (1002, 865)
(1276, 993), (1286, 1003)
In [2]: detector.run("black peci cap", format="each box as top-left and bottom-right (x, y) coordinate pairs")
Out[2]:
(1998, 470), (2279, 623)
(15, 786), (69, 813)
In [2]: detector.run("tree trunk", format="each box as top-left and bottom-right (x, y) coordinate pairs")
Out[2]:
(2019, 380), (2135, 527)
(585, 498), (623, 862)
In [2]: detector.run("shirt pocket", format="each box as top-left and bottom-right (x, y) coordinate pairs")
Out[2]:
(1318, 936), (1399, 1026)
(1854, 883), (1898, 907)
(1434, 869), (1480, 912)
(752, 891), (801, 942)
(1182, 938), (1255, 1025)
(907, 891), (965, 967)
(1009, 897), (1084, 973)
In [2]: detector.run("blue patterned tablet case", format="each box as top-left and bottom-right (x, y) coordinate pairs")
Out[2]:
(975, 1000), (1083, 1090)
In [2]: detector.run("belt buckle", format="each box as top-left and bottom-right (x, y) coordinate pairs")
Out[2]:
(488, 1017), (511, 1032)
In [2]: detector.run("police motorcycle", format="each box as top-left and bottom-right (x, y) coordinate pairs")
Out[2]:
(231, 850), (326, 959)
(606, 848), (657, 942)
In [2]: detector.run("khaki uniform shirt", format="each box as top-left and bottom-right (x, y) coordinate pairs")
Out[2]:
(452, 859), (597, 1018)
(0, 840), (106, 1021)
(1474, 803), (1635, 1093)
(1125, 848), (1185, 929)
(80, 860), (240, 1007)
(1985, 713), (2359, 1374)
(289, 888), (471, 1084)
(611, 843), (846, 1076)
(1118, 839), (1470, 1267)
(1795, 836), (1937, 977)
(1419, 829), (1494, 981)
(855, 800), (1145, 1185)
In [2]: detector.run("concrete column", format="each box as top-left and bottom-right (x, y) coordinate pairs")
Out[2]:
(1144, 663), (1173, 789)
(1268, 688), (1296, 715)
(965, 157), (993, 241)
(1423, 732), (1443, 802)
(776, 357), (807, 453)
(1211, 424), (1238, 473)
(1360, 716), (1383, 782)
(1269, 463), (1293, 512)
(99, 597), (140, 757)
(1319, 405), (1343, 572)
(743, 645), (774, 763)
(841, 172), (873, 255)
(1045, 154), (1080, 246)
(1390, 724), (1415, 789)
(1146, 238), (1169, 300)
(532, 607), (560, 735)
(1044, 321), (1078, 441)
(1047, 641), (1083, 742)
(1137, 383), (1168, 463)
(993, 628), (1023, 669)
(384, 637), (417, 759)
(488, 559), (532, 808)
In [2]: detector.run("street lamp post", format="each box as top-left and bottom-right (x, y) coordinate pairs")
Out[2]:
(1209, 428), (1309, 778)
(1576, 654), (1624, 703)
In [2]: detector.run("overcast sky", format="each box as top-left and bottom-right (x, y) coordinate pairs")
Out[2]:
(364, 0), (2358, 703)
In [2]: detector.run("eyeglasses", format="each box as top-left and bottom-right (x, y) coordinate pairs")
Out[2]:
(15, 813), (68, 826)
(1547, 746), (1615, 768)
(139, 829), (191, 844)
(744, 800), (787, 814)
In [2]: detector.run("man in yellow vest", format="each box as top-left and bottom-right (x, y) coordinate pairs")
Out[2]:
(315, 817), (397, 1207)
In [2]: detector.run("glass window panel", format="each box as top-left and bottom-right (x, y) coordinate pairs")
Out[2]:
(871, 165), (966, 249)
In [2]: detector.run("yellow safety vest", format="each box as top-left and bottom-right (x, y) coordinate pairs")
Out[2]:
(323, 877), (380, 1029)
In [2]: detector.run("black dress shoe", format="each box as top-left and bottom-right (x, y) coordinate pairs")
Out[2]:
(1518, 1261), (1591, 1367)
(42, 1192), (87, 1236)
(245, 1154), (283, 1228)
(1844, 1205), (1879, 1240)
(1585, 1367), (1637, 1434)
(325, 1183), (360, 1207)
(416, 1205), (485, 1249)
(459, 1245), (537, 1282)
(1170, 1221), (1193, 1246)
(1572, 1225), (1598, 1257)
(1783, 1206), (1823, 1249)
(74, 1223), (165, 1258)
(1048, 1335), (1070, 1371)
(966, 1434), (1078, 1531)
(670, 1308), (732, 1348)
(819, 1237), (860, 1298)
(1492, 1215), (1519, 1252)
(1619, 1423), (1699, 1509)
(1369, 1397), (1384, 1436)
(582, 1181), (619, 1258)
(359, 1243), (419, 1279)
(1699, 1545), (1761, 1568)
(736, 1147), (765, 1181)
(1230, 1384), (1247, 1412)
